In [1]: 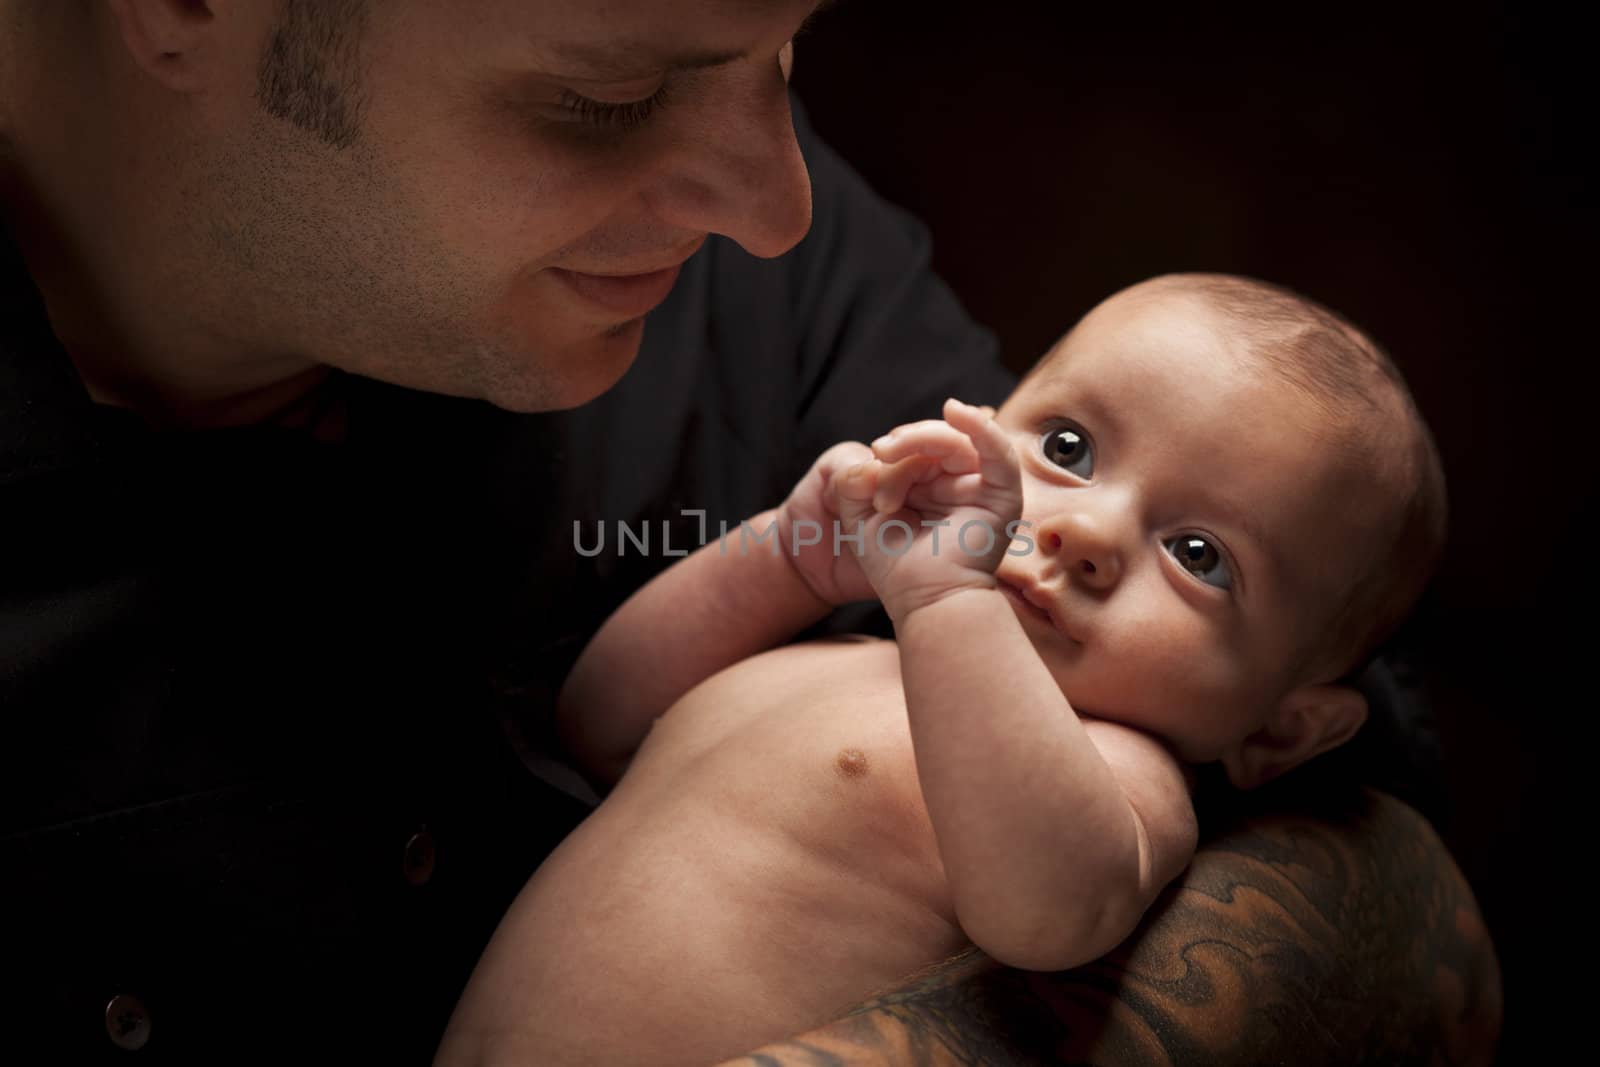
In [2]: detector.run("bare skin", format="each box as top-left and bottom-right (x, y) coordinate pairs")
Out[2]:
(720, 783), (1501, 1067)
(441, 287), (1500, 1065)
(436, 637), (964, 1066)
(440, 639), (1502, 1067)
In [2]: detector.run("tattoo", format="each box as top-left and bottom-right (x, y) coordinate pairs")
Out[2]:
(716, 784), (1501, 1066)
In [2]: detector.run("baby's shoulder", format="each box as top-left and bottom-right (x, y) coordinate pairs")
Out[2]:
(703, 633), (899, 697)
(807, 633), (889, 647)
(1078, 716), (1192, 786)
(753, 632), (895, 670)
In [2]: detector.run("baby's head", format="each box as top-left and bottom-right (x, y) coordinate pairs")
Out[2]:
(992, 274), (1446, 789)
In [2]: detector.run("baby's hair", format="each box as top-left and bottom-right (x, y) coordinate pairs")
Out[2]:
(1142, 273), (1448, 681)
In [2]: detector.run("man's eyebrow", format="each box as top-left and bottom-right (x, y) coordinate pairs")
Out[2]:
(547, 0), (845, 79)
(545, 41), (747, 78)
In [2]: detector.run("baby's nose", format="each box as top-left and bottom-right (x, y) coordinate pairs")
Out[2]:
(1037, 511), (1123, 591)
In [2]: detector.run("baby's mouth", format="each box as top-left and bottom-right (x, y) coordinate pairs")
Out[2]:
(998, 578), (1083, 645)
(1000, 579), (1056, 627)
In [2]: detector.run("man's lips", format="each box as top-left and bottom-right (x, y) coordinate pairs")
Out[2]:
(549, 262), (685, 319)
(551, 238), (706, 319)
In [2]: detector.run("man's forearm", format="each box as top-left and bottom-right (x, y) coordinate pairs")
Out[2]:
(558, 507), (832, 783)
(715, 786), (1502, 1067)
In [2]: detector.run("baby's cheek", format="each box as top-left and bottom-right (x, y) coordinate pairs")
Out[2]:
(1091, 626), (1239, 743)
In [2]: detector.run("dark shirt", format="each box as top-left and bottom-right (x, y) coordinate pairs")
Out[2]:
(1, 109), (1012, 1062)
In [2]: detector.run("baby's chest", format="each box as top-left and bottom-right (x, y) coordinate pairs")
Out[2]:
(648, 638), (913, 770)
(635, 640), (943, 883)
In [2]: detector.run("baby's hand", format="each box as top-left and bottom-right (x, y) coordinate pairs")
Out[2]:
(834, 399), (1024, 623)
(775, 441), (880, 607)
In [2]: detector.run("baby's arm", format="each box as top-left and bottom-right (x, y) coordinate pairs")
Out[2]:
(898, 596), (1196, 971)
(836, 401), (1198, 972)
(558, 444), (878, 788)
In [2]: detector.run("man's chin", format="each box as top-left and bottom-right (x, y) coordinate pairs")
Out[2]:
(486, 317), (647, 414)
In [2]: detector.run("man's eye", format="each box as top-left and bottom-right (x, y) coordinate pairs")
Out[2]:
(1164, 535), (1233, 590)
(558, 85), (670, 131)
(1041, 425), (1094, 477)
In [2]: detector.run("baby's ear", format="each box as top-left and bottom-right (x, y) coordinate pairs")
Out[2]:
(1219, 685), (1368, 791)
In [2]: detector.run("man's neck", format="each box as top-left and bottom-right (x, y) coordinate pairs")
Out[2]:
(3, 170), (335, 434)
(2, 22), (336, 436)
(79, 360), (342, 434)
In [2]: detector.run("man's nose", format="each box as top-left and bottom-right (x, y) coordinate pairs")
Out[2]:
(643, 71), (813, 259)
(1035, 507), (1125, 592)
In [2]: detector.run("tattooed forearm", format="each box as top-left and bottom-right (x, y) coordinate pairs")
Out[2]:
(716, 785), (1501, 1067)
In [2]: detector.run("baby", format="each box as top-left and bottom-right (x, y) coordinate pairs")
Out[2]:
(434, 273), (1447, 1067)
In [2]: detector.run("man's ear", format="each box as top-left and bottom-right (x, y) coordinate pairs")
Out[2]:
(1219, 684), (1368, 791)
(106, 0), (222, 92)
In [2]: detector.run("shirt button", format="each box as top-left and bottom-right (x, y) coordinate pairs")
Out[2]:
(104, 993), (151, 1051)
(402, 827), (436, 886)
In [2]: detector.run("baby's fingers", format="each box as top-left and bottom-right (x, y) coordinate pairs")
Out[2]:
(814, 441), (874, 481)
(901, 474), (989, 515)
(833, 460), (879, 508)
(873, 454), (939, 514)
(941, 399), (1020, 491)
(871, 421), (980, 474)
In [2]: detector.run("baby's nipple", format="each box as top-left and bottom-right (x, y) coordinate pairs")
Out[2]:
(834, 748), (870, 780)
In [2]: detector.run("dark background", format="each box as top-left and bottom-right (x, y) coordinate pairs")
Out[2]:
(795, 3), (1581, 1063)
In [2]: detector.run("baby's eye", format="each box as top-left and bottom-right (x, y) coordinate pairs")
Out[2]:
(1041, 425), (1094, 478)
(1164, 535), (1233, 590)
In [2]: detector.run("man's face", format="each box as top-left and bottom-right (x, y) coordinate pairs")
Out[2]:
(203, 0), (819, 412)
(992, 286), (1375, 763)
